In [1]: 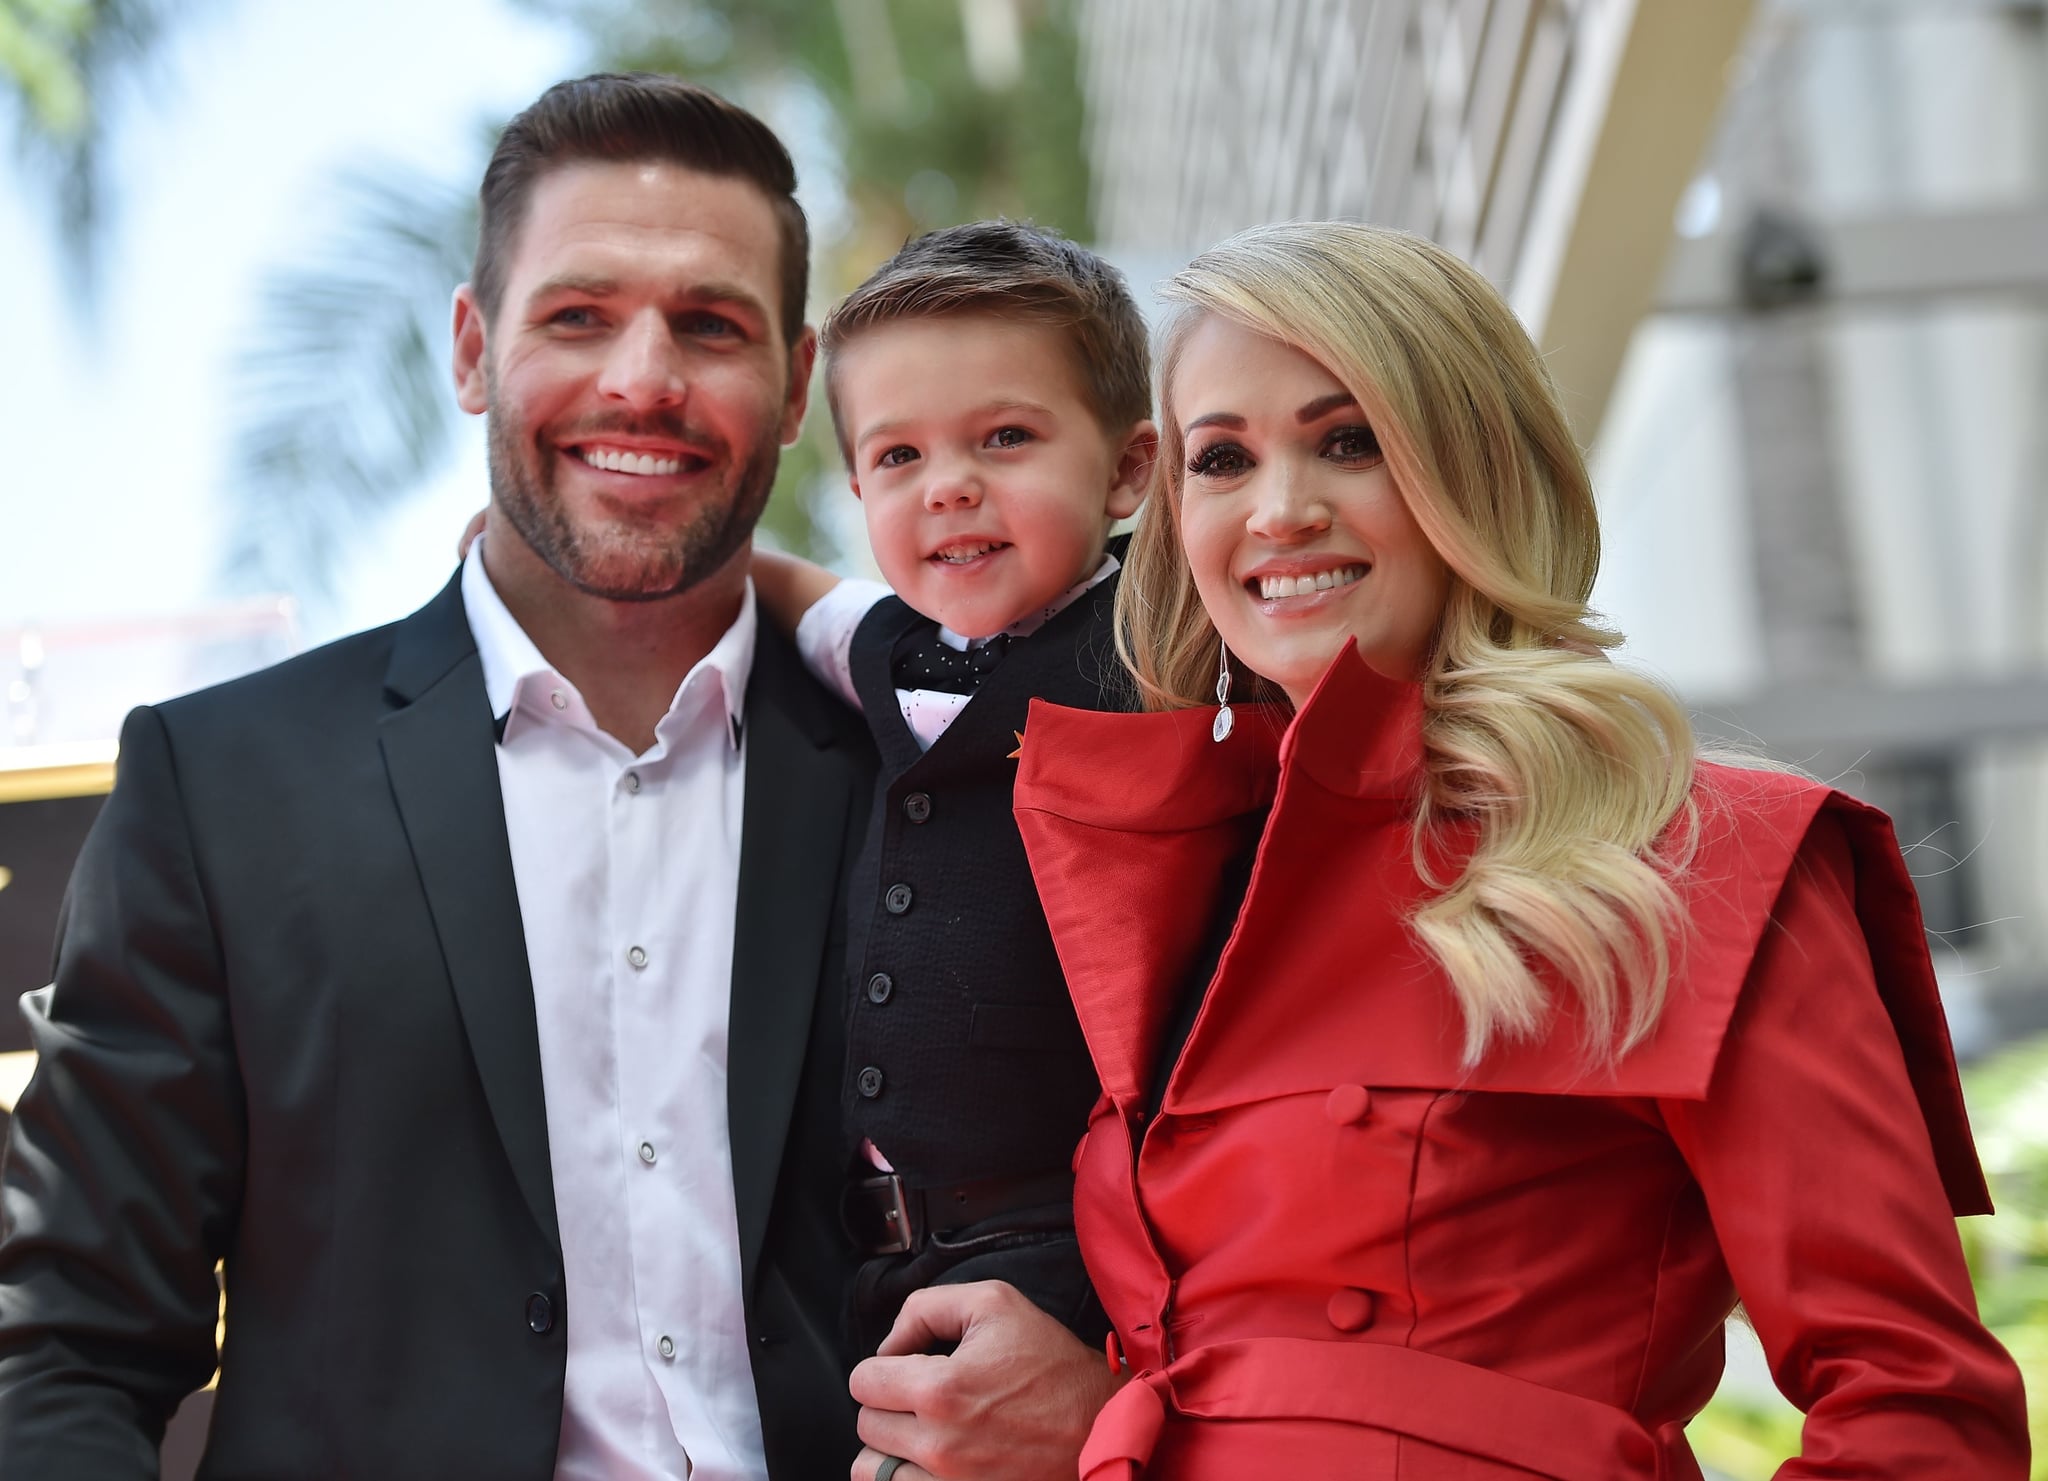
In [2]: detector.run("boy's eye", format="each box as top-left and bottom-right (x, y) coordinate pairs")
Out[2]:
(986, 426), (1034, 450)
(875, 445), (920, 470)
(1186, 441), (1251, 478)
(1324, 425), (1383, 466)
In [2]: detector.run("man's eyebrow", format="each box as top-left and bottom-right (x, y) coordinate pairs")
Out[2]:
(522, 275), (771, 325)
(526, 272), (619, 304)
(1297, 392), (1359, 423)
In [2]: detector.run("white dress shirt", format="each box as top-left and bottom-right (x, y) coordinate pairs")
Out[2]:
(462, 541), (765, 1481)
(794, 552), (1120, 752)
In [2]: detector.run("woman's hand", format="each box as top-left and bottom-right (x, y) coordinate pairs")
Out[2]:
(752, 548), (842, 633)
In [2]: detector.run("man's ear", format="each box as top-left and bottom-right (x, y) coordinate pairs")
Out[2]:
(1106, 419), (1160, 521)
(451, 285), (490, 415)
(779, 326), (819, 445)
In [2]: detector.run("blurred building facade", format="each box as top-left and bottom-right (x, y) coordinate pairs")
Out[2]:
(1078, 0), (2048, 1053)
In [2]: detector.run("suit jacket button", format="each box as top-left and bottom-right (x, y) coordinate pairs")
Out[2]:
(902, 792), (932, 823)
(526, 1292), (555, 1334)
(867, 973), (895, 1004)
(1327, 1288), (1374, 1332)
(884, 883), (914, 915)
(1325, 1084), (1372, 1125)
(858, 1066), (886, 1098)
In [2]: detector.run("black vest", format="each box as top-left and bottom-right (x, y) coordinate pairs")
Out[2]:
(842, 568), (1129, 1187)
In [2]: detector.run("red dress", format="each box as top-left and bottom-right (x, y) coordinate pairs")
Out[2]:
(1012, 648), (2027, 1479)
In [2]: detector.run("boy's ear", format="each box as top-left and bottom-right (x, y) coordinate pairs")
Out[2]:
(451, 285), (489, 415)
(1106, 419), (1160, 521)
(847, 469), (863, 501)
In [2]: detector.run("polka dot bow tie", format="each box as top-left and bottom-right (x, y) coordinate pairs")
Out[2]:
(890, 626), (1012, 696)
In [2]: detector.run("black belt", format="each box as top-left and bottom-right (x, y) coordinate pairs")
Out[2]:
(842, 1168), (1076, 1256)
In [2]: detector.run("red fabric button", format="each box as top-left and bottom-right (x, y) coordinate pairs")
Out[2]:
(1326, 1288), (1375, 1332)
(1105, 1328), (1125, 1374)
(1325, 1083), (1372, 1124)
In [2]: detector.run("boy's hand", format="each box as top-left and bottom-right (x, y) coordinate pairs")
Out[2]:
(456, 508), (487, 559)
(752, 548), (842, 633)
(848, 1281), (1119, 1481)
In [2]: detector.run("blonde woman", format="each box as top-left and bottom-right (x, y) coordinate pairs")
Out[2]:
(1005, 223), (2028, 1478)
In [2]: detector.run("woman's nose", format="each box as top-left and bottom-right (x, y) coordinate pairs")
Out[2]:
(1244, 461), (1330, 539)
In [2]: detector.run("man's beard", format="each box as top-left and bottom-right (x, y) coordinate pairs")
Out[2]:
(484, 396), (779, 603)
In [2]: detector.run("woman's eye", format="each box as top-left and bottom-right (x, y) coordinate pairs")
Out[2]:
(1324, 425), (1383, 465)
(876, 445), (919, 470)
(987, 426), (1034, 450)
(1187, 442), (1251, 478)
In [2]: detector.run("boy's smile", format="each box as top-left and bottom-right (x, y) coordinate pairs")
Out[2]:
(837, 314), (1155, 639)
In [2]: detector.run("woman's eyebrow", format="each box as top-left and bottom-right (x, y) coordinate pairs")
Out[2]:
(1297, 392), (1359, 423)
(1184, 411), (1245, 433)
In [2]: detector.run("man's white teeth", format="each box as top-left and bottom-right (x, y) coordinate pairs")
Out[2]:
(580, 447), (682, 476)
(936, 541), (1005, 564)
(1257, 565), (1368, 601)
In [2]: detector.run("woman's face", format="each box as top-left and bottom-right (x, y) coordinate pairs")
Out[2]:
(1173, 315), (1453, 708)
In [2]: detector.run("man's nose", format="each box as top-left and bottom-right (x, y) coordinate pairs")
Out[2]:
(596, 309), (687, 410)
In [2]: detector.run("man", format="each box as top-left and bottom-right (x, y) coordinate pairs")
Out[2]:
(0, 74), (874, 1479)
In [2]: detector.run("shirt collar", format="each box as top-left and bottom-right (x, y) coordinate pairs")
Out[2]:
(935, 549), (1121, 653)
(461, 535), (754, 750)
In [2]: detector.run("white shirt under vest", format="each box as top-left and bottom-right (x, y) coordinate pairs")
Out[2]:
(462, 539), (765, 1481)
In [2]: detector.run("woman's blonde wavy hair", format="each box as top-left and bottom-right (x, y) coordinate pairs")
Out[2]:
(1119, 222), (1699, 1066)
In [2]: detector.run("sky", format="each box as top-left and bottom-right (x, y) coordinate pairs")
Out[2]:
(1, 0), (585, 662)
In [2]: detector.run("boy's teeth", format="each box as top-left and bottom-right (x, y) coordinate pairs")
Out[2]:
(579, 446), (683, 477)
(1257, 565), (1368, 601)
(936, 541), (1003, 564)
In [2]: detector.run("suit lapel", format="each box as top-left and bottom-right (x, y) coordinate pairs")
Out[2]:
(377, 575), (558, 1250)
(728, 624), (865, 1289)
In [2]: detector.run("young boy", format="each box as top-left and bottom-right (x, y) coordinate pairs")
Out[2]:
(754, 220), (1156, 1357)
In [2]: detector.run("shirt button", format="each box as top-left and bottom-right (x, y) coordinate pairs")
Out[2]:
(549, 690), (568, 710)
(1325, 1084), (1373, 1125)
(624, 770), (642, 794)
(627, 945), (648, 970)
(902, 792), (932, 823)
(658, 1335), (676, 1360)
(1327, 1288), (1375, 1332)
(638, 1141), (657, 1164)
(526, 1292), (554, 1334)
(857, 1066), (885, 1099)
(866, 973), (894, 1005)
(884, 884), (914, 915)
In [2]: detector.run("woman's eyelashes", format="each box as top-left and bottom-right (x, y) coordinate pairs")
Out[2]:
(1186, 440), (1251, 478)
(1186, 427), (1383, 480)
(1323, 425), (1382, 465)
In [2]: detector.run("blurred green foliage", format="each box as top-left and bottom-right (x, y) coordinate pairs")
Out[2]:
(1688, 1031), (2048, 1476)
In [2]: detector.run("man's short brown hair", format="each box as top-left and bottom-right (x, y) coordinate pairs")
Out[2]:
(820, 220), (1151, 455)
(474, 72), (809, 344)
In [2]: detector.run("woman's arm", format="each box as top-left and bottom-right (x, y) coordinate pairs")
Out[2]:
(1662, 813), (2028, 1476)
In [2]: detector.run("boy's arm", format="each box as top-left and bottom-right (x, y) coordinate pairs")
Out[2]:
(753, 550), (889, 712)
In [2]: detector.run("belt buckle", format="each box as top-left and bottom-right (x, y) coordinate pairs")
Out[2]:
(849, 1173), (917, 1255)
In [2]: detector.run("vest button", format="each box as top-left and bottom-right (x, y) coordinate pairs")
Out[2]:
(525, 1292), (554, 1334)
(902, 792), (932, 823)
(857, 1065), (885, 1098)
(1325, 1084), (1372, 1125)
(1326, 1288), (1374, 1332)
(866, 973), (895, 1004)
(884, 883), (914, 915)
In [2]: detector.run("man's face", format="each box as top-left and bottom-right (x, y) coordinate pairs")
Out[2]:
(452, 159), (814, 601)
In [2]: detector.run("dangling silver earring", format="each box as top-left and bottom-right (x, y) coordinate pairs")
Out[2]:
(1212, 640), (1235, 743)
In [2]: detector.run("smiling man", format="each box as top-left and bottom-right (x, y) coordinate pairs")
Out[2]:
(0, 75), (874, 1480)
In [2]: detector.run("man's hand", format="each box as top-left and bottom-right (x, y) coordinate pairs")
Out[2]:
(848, 1281), (1122, 1481)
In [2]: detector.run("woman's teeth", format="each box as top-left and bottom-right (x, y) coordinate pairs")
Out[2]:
(935, 540), (1007, 564)
(1256, 565), (1368, 601)
(580, 447), (683, 477)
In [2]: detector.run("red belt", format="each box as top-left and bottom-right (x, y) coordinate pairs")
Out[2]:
(1081, 1338), (1672, 1481)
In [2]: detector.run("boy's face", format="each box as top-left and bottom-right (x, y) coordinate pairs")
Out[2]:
(837, 315), (1155, 638)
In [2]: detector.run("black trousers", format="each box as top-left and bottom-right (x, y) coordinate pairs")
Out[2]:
(848, 1199), (1112, 1358)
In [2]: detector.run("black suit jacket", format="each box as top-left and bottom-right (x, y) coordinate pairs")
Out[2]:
(0, 574), (875, 1480)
